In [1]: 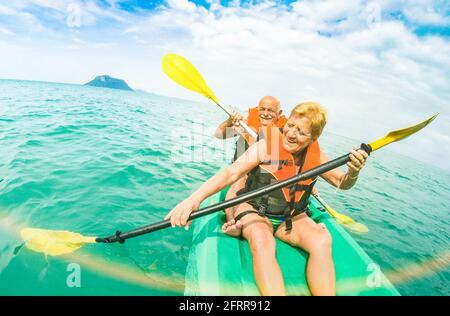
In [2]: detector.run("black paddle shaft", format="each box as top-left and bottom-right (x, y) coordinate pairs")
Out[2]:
(96, 144), (372, 243)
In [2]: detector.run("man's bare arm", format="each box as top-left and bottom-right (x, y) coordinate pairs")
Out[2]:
(214, 110), (246, 139)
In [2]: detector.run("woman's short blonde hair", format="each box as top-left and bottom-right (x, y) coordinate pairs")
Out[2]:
(290, 102), (327, 140)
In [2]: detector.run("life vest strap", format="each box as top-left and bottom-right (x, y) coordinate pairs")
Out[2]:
(284, 149), (313, 232)
(234, 210), (265, 223)
(233, 206), (311, 233)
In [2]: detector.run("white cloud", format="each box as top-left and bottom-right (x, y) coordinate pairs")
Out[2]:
(27, 0), (67, 11)
(0, 26), (14, 35)
(0, 3), (46, 31)
(402, 0), (450, 26)
(84, 1), (130, 24)
(292, 0), (362, 22)
(167, 0), (198, 13)
(404, 8), (449, 26)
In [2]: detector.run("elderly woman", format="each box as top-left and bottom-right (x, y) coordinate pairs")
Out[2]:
(165, 102), (368, 296)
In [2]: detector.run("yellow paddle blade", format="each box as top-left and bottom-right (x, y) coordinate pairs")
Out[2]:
(314, 195), (369, 233)
(326, 206), (354, 224)
(326, 205), (369, 233)
(20, 228), (96, 256)
(162, 53), (219, 104)
(335, 218), (369, 233)
(369, 114), (438, 152)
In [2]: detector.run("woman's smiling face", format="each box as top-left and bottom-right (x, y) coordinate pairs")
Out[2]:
(282, 116), (314, 154)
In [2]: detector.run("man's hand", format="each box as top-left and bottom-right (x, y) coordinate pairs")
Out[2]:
(227, 109), (245, 126)
(215, 108), (246, 139)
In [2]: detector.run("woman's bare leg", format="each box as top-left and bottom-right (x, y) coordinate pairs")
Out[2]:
(275, 214), (335, 296)
(233, 203), (285, 296)
(222, 176), (247, 236)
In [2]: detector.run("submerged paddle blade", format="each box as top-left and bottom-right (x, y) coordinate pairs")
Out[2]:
(313, 195), (369, 234)
(326, 206), (354, 224)
(162, 54), (219, 104)
(20, 228), (96, 256)
(335, 218), (369, 233)
(369, 114), (438, 152)
(326, 205), (369, 233)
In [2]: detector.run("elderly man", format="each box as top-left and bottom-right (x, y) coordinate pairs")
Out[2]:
(214, 96), (286, 155)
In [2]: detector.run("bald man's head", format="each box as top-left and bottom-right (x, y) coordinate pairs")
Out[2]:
(258, 96), (280, 109)
(257, 96), (282, 126)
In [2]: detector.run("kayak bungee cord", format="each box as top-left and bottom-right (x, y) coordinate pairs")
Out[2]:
(20, 113), (437, 256)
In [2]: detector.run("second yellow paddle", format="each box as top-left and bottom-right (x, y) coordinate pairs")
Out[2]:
(162, 53), (257, 139)
(313, 194), (369, 233)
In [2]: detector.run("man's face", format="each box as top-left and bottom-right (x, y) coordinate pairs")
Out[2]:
(257, 99), (280, 126)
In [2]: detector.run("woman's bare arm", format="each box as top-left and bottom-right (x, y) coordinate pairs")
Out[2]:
(191, 141), (262, 202)
(165, 140), (266, 227)
(319, 149), (368, 190)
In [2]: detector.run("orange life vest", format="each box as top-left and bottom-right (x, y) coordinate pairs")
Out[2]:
(243, 107), (288, 146)
(233, 107), (287, 162)
(239, 126), (321, 231)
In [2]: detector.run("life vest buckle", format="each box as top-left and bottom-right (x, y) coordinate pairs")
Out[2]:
(257, 205), (267, 216)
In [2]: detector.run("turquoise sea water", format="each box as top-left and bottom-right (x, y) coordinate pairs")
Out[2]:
(0, 80), (448, 295)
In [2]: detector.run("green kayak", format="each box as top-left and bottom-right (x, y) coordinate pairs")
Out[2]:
(185, 188), (400, 296)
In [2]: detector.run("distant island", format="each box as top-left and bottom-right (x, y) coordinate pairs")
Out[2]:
(84, 75), (133, 91)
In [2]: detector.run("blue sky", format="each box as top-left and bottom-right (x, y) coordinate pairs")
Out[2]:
(3, 1), (448, 35)
(0, 0), (449, 170)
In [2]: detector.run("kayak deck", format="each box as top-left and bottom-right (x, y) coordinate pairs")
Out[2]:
(185, 189), (399, 296)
